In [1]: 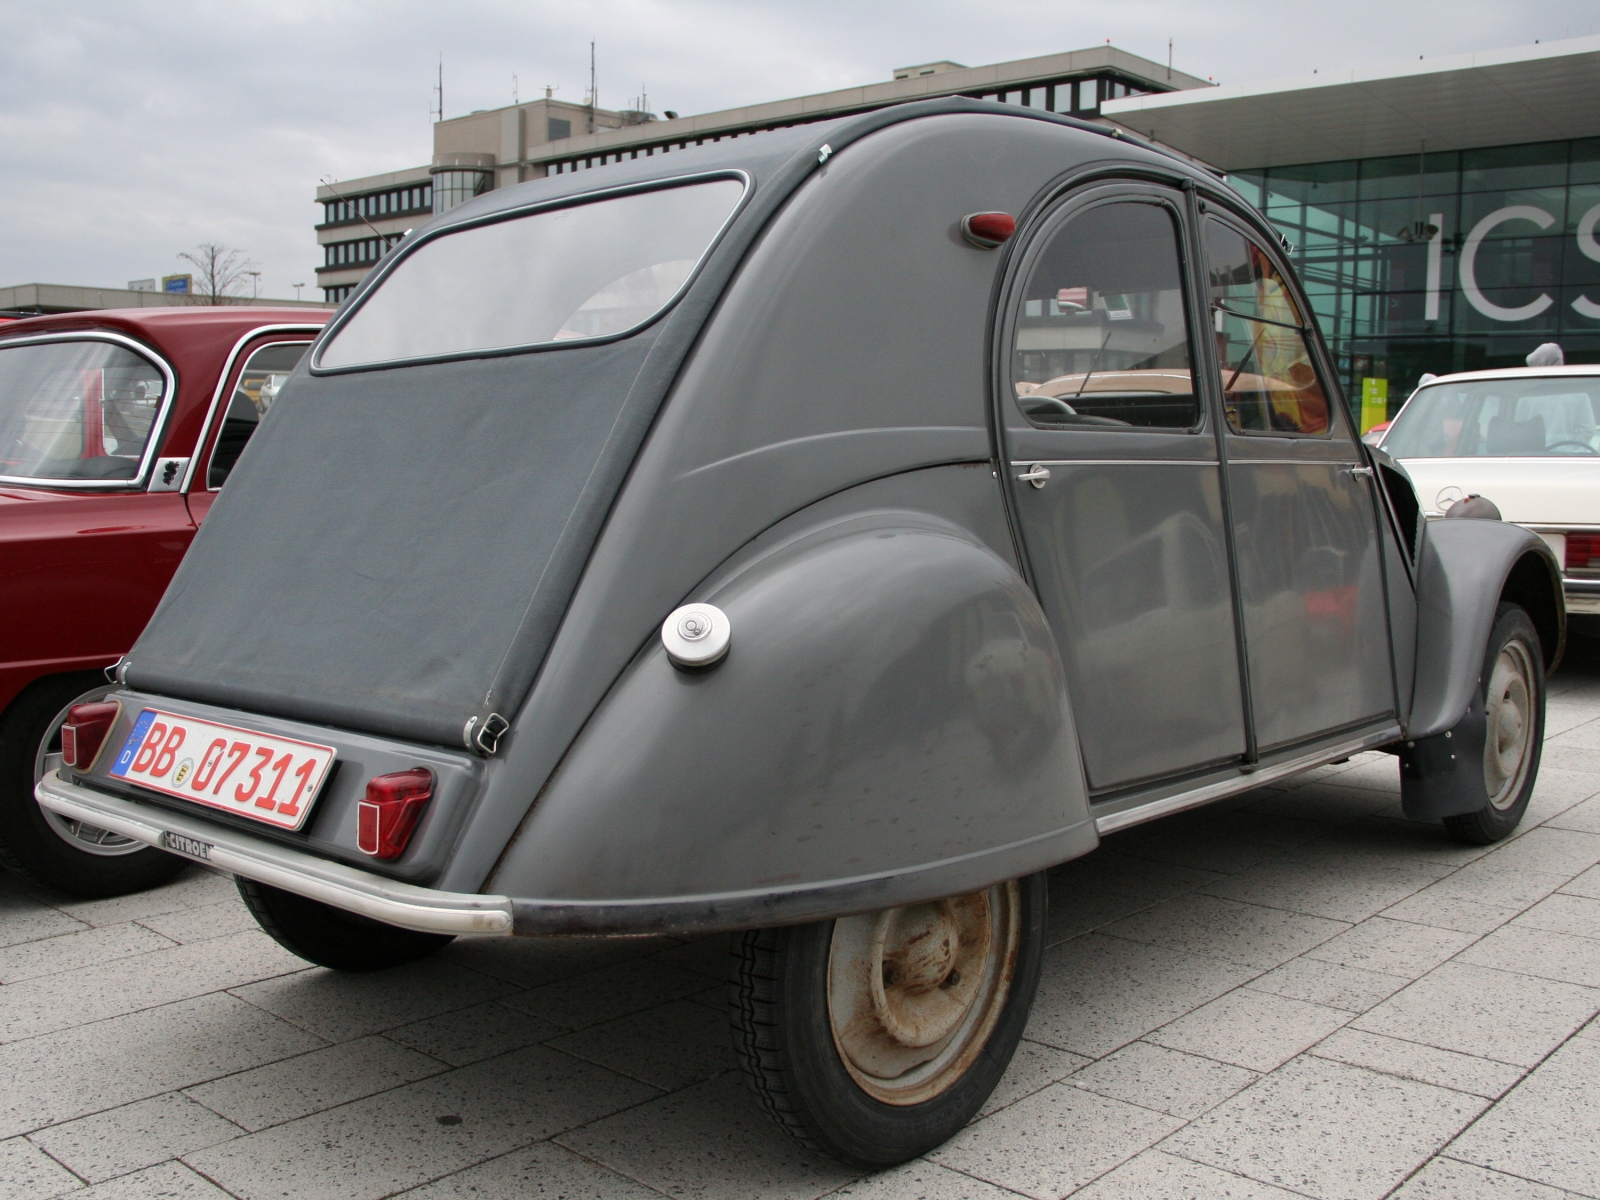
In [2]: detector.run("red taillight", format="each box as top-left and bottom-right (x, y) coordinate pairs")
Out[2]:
(961, 212), (1016, 248)
(1566, 532), (1600, 572)
(61, 701), (120, 770)
(356, 768), (434, 860)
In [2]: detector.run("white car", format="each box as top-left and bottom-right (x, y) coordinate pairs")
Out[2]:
(1378, 365), (1600, 618)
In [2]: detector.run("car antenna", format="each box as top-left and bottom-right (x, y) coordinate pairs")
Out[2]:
(319, 177), (390, 244)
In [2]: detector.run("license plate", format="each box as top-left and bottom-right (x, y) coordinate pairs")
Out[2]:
(110, 709), (334, 831)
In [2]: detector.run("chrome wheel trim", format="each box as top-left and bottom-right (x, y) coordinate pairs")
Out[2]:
(1484, 640), (1536, 811)
(35, 686), (143, 857)
(827, 881), (1020, 1106)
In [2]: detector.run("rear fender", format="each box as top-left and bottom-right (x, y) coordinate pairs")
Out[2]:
(487, 509), (1095, 935)
(1409, 518), (1563, 741)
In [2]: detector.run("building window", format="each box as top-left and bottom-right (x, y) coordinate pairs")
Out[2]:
(322, 185), (433, 228)
(548, 117), (571, 141)
(431, 169), (492, 214)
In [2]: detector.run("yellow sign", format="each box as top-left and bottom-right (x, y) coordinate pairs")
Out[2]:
(1359, 377), (1388, 433)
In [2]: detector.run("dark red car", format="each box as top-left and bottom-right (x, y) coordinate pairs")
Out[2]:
(0, 307), (328, 895)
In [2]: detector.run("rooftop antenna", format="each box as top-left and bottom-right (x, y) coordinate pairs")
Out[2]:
(431, 55), (443, 122)
(588, 40), (597, 132)
(513, 73), (519, 104)
(1167, 39), (1173, 80)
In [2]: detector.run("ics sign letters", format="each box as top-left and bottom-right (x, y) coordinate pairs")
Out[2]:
(1435, 203), (1600, 323)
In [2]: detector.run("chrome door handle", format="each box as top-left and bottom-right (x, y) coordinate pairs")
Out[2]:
(1016, 464), (1051, 488)
(1342, 465), (1375, 478)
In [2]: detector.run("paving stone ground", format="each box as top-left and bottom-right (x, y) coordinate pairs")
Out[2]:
(6, 637), (1600, 1200)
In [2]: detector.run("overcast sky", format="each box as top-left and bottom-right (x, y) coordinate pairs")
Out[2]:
(2, 0), (1596, 301)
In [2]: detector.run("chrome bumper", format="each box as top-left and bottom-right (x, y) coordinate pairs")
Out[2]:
(1565, 579), (1600, 614)
(34, 771), (512, 937)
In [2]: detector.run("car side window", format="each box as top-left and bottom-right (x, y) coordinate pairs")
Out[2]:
(207, 342), (310, 489)
(1203, 219), (1332, 437)
(1011, 199), (1200, 431)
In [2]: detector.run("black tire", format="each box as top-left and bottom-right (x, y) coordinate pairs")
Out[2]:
(0, 674), (185, 897)
(729, 873), (1047, 1168)
(237, 877), (454, 971)
(1444, 603), (1545, 845)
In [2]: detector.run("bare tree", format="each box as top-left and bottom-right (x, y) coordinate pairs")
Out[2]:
(176, 243), (257, 305)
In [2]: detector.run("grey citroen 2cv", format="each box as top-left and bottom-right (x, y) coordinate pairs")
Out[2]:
(37, 98), (1563, 1165)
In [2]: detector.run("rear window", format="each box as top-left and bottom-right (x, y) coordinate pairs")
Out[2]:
(0, 339), (168, 483)
(317, 177), (745, 369)
(1383, 377), (1600, 458)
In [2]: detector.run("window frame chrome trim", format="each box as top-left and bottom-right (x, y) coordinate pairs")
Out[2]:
(178, 326), (324, 494)
(0, 331), (179, 491)
(1007, 458), (1216, 466)
(309, 168), (753, 375)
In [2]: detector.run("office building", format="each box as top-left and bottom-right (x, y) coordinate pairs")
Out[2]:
(315, 46), (1207, 301)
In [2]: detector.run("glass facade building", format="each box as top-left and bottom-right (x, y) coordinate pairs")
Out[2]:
(1230, 139), (1600, 424)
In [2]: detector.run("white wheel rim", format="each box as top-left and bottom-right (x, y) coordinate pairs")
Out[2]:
(827, 881), (1019, 1106)
(1484, 640), (1536, 811)
(34, 687), (143, 857)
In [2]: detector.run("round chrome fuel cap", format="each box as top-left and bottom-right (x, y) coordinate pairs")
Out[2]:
(661, 603), (731, 669)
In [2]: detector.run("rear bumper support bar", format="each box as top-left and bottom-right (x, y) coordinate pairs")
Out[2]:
(35, 771), (512, 937)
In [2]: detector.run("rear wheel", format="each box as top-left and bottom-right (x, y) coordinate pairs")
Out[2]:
(237, 878), (454, 971)
(729, 873), (1046, 1167)
(1444, 603), (1545, 845)
(0, 674), (184, 897)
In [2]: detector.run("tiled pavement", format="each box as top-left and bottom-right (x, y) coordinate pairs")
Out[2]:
(5, 644), (1600, 1199)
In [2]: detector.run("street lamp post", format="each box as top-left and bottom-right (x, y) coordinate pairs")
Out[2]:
(246, 271), (261, 300)
(294, 283), (304, 302)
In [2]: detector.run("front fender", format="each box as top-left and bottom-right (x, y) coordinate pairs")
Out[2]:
(487, 510), (1095, 934)
(1409, 517), (1564, 740)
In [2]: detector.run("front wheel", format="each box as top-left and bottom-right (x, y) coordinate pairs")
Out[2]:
(729, 874), (1046, 1167)
(1444, 603), (1545, 845)
(237, 878), (454, 971)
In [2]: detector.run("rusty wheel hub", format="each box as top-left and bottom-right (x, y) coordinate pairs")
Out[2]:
(1484, 639), (1536, 810)
(827, 881), (1020, 1105)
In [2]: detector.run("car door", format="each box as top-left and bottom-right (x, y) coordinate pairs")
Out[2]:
(1200, 209), (1395, 751)
(999, 184), (1248, 794)
(185, 337), (315, 525)
(0, 333), (196, 676)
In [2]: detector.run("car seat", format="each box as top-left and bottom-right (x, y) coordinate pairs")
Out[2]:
(1486, 413), (1546, 455)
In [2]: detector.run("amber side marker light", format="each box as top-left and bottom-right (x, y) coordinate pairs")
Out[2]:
(357, 768), (434, 860)
(961, 212), (1016, 249)
(61, 702), (121, 771)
